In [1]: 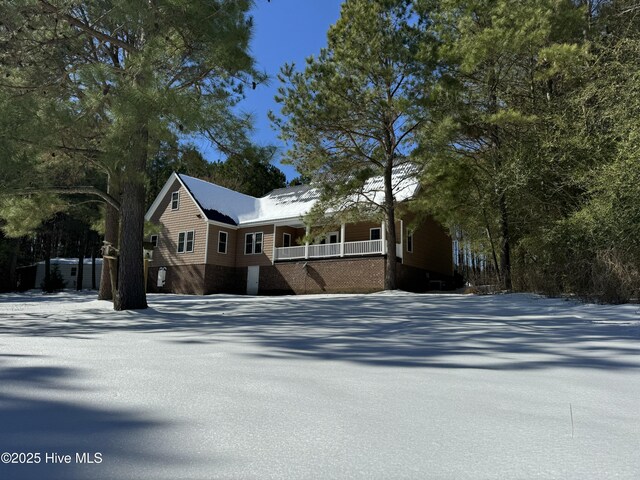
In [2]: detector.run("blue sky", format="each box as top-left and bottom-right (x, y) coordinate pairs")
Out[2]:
(199, 0), (345, 182)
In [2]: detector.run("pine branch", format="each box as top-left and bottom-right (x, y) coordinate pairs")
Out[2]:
(13, 186), (120, 211)
(38, 0), (138, 54)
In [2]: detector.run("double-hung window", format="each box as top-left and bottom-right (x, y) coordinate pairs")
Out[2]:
(283, 233), (291, 248)
(218, 231), (228, 254)
(370, 228), (381, 241)
(177, 230), (195, 253)
(245, 232), (263, 255)
(150, 235), (158, 247)
(171, 191), (180, 210)
(407, 229), (414, 253)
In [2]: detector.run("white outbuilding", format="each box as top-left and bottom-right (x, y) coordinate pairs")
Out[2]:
(34, 257), (103, 290)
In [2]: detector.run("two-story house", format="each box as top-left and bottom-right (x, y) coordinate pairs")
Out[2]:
(144, 171), (453, 295)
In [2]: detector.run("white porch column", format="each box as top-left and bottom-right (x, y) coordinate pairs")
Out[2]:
(272, 224), (277, 264)
(340, 223), (346, 257)
(304, 225), (310, 259)
(381, 220), (387, 254)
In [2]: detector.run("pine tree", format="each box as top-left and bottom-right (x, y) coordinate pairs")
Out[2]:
(207, 145), (286, 197)
(414, 0), (586, 290)
(0, 1), (261, 309)
(272, 0), (429, 290)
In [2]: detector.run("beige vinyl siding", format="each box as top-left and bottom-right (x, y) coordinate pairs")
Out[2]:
(274, 226), (304, 247)
(343, 220), (401, 243)
(150, 181), (208, 266)
(206, 224), (237, 267)
(402, 215), (453, 276)
(235, 227), (274, 267)
(344, 221), (381, 242)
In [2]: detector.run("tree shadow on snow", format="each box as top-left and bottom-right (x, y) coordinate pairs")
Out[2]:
(1, 292), (639, 371)
(0, 355), (195, 480)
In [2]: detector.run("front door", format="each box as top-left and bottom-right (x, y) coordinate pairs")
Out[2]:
(247, 266), (259, 295)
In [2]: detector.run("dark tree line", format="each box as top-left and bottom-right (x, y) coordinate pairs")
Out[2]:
(274, 0), (639, 302)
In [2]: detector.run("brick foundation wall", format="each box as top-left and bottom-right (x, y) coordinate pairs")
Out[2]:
(148, 264), (206, 295)
(148, 258), (453, 296)
(204, 264), (246, 294)
(259, 257), (386, 294)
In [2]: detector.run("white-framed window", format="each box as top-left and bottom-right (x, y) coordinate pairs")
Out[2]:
(177, 230), (195, 253)
(218, 231), (228, 254)
(171, 191), (180, 210)
(150, 235), (158, 247)
(283, 233), (291, 248)
(245, 232), (263, 255)
(407, 229), (414, 253)
(319, 231), (339, 245)
(370, 227), (381, 241)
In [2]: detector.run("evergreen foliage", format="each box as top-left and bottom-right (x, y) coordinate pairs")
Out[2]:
(272, 0), (430, 289)
(41, 265), (66, 293)
(207, 145), (286, 197)
(0, 1), (262, 308)
(415, 0), (639, 301)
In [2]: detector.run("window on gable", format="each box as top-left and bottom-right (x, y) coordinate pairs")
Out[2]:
(283, 233), (291, 248)
(245, 232), (263, 254)
(177, 230), (195, 253)
(407, 229), (414, 253)
(218, 231), (228, 254)
(171, 191), (180, 210)
(370, 228), (381, 241)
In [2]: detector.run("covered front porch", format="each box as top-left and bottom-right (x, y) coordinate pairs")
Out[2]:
(272, 221), (403, 262)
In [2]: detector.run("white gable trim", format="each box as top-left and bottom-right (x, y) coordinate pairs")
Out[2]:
(145, 172), (207, 222)
(238, 217), (306, 228)
(207, 219), (239, 230)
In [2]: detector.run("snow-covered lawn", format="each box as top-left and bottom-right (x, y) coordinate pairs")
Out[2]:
(0, 291), (639, 480)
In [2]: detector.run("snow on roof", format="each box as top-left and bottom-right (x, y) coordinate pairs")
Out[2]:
(253, 185), (321, 224)
(177, 165), (419, 226)
(354, 163), (420, 206)
(178, 175), (258, 225)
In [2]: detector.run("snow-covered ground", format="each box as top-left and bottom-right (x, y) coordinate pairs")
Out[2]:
(0, 291), (639, 480)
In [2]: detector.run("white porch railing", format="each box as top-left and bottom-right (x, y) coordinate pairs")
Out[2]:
(274, 245), (306, 260)
(274, 240), (401, 261)
(309, 243), (341, 258)
(343, 239), (383, 256)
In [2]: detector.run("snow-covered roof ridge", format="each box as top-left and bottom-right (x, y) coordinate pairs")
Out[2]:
(178, 174), (259, 225)
(167, 165), (420, 226)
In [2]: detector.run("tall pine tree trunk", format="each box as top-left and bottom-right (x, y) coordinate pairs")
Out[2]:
(498, 192), (512, 290)
(487, 65), (512, 291)
(114, 125), (148, 311)
(91, 249), (97, 290)
(383, 163), (397, 290)
(76, 229), (86, 291)
(43, 230), (51, 292)
(98, 178), (119, 300)
(9, 239), (19, 291)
